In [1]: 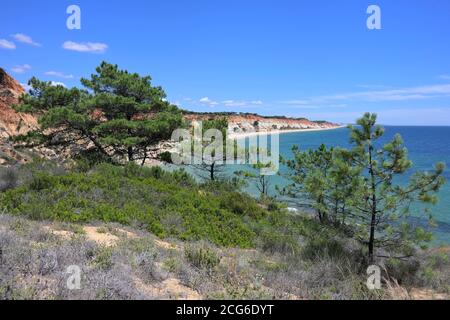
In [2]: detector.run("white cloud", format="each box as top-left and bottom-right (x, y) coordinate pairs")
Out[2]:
(282, 103), (348, 110)
(199, 97), (211, 103)
(199, 97), (218, 106)
(195, 97), (265, 108)
(283, 84), (450, 107)
(355, 84), (388, 89)
(50, 81), (66, 87)
(11, 64), (31, 74)
(62, 41), (108, 53)
(222, 100), (263, 107)
(0, 39), (16, 50)
(11, 33), (41, 47)
(44, 71), (74, 79)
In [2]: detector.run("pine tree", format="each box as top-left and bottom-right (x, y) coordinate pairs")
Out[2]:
(192, 117), (229, 181)
(280, 144), (358, 224)
(14, 62), (184, 164)
(348, 113), (445, 263)
(235, 161), (275, 198)
(281, 144), (333, 222)
(282, 113), (446, 263)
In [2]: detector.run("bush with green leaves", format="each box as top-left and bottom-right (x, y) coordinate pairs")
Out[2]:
(0, 167), (19, 192)
(2, 161), (316, 249)
(184, 242), (221, 270)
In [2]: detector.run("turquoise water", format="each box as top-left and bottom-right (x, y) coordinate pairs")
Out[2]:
(237, 126), (450, 245)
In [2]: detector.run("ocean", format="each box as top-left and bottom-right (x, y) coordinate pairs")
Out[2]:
(237, 126), (450, 245)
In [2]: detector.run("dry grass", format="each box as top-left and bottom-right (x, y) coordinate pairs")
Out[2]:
(0, 213), (448, 300)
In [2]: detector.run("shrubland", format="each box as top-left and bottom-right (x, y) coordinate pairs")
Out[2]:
(0, 159), (449, 300)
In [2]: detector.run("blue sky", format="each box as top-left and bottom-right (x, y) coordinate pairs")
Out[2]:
(1, 0), (450, 125)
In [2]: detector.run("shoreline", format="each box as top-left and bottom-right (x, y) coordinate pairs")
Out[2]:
(228, 125), (347, 139)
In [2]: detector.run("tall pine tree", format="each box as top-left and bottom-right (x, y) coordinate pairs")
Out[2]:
(14, 62), (184, 164)
(348, 113), (445, 263)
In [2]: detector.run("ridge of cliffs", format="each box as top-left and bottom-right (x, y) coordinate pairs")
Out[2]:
(0, 69), (340, 165)
(183, 112), (341, 134)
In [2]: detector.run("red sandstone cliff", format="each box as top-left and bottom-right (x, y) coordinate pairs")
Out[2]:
(0, 68), (37, 140)
(0, 68), (39, 164)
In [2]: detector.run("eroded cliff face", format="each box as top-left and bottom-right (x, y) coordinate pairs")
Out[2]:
(227, 114), (338, 134)
(0, 68), (37, 140)
(0, 68), (39, 165)
(184, 113), (339, 135)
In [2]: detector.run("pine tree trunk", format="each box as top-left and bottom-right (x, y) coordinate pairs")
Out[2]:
(368, 145), (377, 264)
(128, 147), (134, 162)
(210, 162), (215, 181)
(369, 210), (376, 264)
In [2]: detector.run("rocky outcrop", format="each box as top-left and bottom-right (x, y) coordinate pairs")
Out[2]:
(0, 68), (37, 139)
(0, 68), (38, 165)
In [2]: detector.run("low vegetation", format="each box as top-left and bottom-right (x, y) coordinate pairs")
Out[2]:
(1, 159), (449, 300)
(0, 211), (448, 300)
(1, 161), (256, 247)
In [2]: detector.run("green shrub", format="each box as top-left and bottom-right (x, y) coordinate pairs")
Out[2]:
(219, 192), (265, 218)
(163, 257), (182, 273)
(93, 247), (114, 270)
(302, 235), (346, 261)
(0, 167), (19, 192)
(157, 151), (173, 163)
(384, 258), (420, 285)
(260, 231), (300, 255)
(0, 162), (267, 247)
(29, 174), (54, 191)
(185, 243), (221, 270)
(0, 160), (327, 253)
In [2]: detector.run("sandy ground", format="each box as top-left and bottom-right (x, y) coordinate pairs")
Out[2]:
(228, 125), (347, 139)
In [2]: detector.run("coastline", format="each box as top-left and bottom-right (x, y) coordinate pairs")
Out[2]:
(228, 125), (347, 139)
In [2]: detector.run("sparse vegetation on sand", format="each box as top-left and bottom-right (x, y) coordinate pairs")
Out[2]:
(1, 161), (449, 300)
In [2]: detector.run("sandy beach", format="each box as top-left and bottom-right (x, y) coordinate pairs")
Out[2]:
(228, 125), (347, 140)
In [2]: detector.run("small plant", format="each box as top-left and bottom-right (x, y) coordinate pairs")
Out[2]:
(163, 257), (182, 273)
(161, 213), (185, 235)
(301, 235), (346, 261)
(135, 251), (163, 282)
(185, 243), (221, 270)
(29, 174), (53, 191)
(260, 231), (300, 256)
(96, 227), (109, 234)
(0, 167), (19, 192)
(93, 247), (114, 270)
